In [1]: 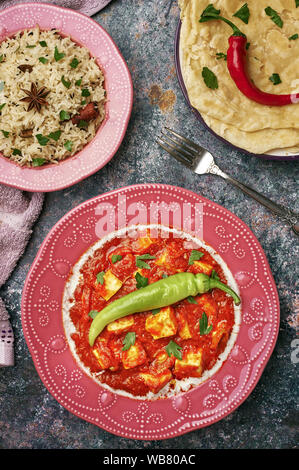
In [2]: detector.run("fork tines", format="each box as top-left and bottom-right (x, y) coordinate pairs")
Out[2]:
(156, 128), (200, 168)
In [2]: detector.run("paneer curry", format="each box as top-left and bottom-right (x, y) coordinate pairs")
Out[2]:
(67, 229), (237, 397)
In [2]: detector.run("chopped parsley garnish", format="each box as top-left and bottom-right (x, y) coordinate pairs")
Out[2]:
(265, 7), (283, 28)
(39, 57), (48, 64)
(0, 103), (6, 111)
(111, 254), (122, 263)
(54, 46), (65, 62)
(1, 130), (9, 138)
(187, 295), (197, 304)
(296, 0), (299, 7)
(75, 78), (82, 86)
(78, 120), (88, 129)
(0, 55), (4, 62)
(136, 253), (156, 270)
(135, 272), (149, 289)
(48, 130), (61, 141)
(39, 41), (48, 47)
(81, 88), (91, 97)
(61, 75), (71, 89)
(88, 310), (99, 320)
(64, 140), (73, 152)
(202, 67), (218, 90)
(269, 73), (282, 85)
(152, 308), (160, 315)
(165, 340), (182, 360)
(233, 3), (250, 24)
(122, 332), (136, 351)
(216, 52), (227, 61)
(199, 312), (213, 335)
(59, 110), (70, 121)
(12, 148), (22, 156)
(70, 58), (79, 69)
(289, 33), (298, 40)
(32, 158), (46, 167)
(188, 249), (204, 265)
(36, 134), (49, 146)
(26, 44), (36, 48)
(96, 271), (105, 285)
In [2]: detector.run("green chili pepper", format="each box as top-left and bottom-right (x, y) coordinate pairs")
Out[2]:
(88, 272), (240, 346)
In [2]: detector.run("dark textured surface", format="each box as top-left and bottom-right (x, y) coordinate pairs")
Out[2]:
(0, 0), (298, 449)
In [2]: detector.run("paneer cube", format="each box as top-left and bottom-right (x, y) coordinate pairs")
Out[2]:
(145, 306), (177, 340)
(122, 342), (147, 369)
(211, 320), (229, 350)
(136, 235), (156, 251)
(190, 260), (214, 276)
(197, 294), (217, 322)
(96, 270), (122, 301)
(92, 340), (114, 370)
(177, 311), (192, 340)
(139, 370), (172, 393)
(107, 315), (135, 334)
(174, 348), (203, 379)
(150, 350), (175, 374)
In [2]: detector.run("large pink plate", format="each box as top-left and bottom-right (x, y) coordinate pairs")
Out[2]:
(21, 184), (280, 439)
(0, 3), (133, 192)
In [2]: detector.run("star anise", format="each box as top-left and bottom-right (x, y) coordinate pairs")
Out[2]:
(20, 83), (50, 112)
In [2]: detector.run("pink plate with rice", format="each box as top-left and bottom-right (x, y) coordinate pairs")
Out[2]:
(0, 3), (133, 192)
(21, 184), (280, 439)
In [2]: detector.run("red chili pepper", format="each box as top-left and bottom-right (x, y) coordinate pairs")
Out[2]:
(200, 8), (299, 107)
(227, 35), (299, 106)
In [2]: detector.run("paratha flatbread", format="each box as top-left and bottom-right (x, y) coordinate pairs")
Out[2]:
(179, 0), (299, 153)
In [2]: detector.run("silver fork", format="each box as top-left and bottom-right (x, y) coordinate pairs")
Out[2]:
(157, 128), (299, 237)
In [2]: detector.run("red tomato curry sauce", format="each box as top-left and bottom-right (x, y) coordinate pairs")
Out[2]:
(68, 230), (235, 397)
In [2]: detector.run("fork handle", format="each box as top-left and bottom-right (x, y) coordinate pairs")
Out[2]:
(209, 164), (299, 236)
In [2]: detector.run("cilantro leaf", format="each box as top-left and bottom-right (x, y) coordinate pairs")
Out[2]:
(81, 88), (91, 97)
(78, 120), (88, 129)
(36, 134), (49, 146)
(54, 46), (65, 61)
(135, 272), (149, 289)
(136, 253), (155, 269)
(12, 148), (22, 156)
(0, 55), (4, 62)
(64, 140), (73, 152)
(216, 52), (227, 61)
(96, 271), (105, 285)
(265, 7), (283, 28)
(70, 58), (79, 69)
(88, 310), (99, 320)
(187, 295), (198, 304)
(111, 254), (122, 263)
(32, 158), (46, 167)
(202, 67), (218, 90)
(48, 130), (62, 142)
(296, 0), (299, 7)
(1, 130), (9, 138)
(289, 33), (298, 40)
(122, 332), (136, 351)
(233, 3), (250, 24)
(199, 4), (220, 22)
(75, 78), (82, 86)
(26, 44), (36, 48)
(0, 103), (6, 111)
(61, 75), (71, 89)
(59, 110), (70, 121)
(269, 73), (282, 85)
(165, 340), (182, 360)
(39, 41), (47, 47)
(199, 312), (213, 335)
(188, 249), (204, 265)
(152, 308), (160, 315)
(39, 57), (48, 64)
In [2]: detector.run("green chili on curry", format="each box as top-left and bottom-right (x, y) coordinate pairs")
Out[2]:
(88, 272), (240, 346)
